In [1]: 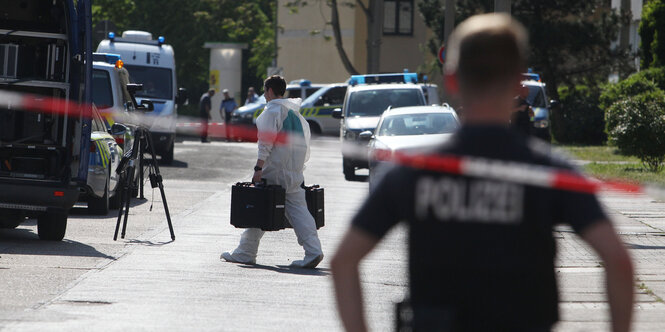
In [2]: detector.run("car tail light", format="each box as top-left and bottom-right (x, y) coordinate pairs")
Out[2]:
(90, 142), (96, 153)
(114, 136), (124, 146)
(54, 191), (64, 197)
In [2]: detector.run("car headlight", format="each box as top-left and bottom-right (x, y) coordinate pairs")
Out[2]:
(534, 120), (549, 128)
(243, 112), (254, 119)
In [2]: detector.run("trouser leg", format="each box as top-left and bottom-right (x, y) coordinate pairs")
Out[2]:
(285, 190), (322, 257)
(231, 228), (265, 261)
(224, 114), (231, 141)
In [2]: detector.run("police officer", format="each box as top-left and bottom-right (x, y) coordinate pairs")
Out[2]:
(331, 14), (634, 332)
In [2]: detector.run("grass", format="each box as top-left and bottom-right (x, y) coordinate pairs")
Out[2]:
(556, 145), (665, 186)
(556, 145), (639, 162)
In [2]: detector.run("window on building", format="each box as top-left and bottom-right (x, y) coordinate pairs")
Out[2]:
(383, 0), (413, 36)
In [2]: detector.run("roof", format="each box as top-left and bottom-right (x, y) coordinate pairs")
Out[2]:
(381, 105), (457, 116)
(348, 83), (422, 92)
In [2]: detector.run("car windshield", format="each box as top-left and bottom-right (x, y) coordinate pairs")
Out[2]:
(125, 65), (173, 99)
(378, 112), (459, 136)
(347, 89), (424, 116)
(92, 69), (113, 109)
(527, 86), (547, 108)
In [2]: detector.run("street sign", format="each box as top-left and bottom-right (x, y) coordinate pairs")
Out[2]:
(438, 45), (446, 64)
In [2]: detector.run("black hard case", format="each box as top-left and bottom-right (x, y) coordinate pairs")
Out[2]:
(230, 181), (287, 231)
(285, 184), (325, 229)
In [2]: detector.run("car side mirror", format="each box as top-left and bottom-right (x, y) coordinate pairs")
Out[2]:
(359, 130), (373, 141)
(139, 100), (154, 111)
(110, 123), (127, 136)
(332, 108), (343, 119)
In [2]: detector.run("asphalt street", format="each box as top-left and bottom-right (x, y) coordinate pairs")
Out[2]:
(1, 136), (665, 331)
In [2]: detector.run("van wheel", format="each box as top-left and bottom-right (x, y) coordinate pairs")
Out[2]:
(38, 211), (67, 241)
(88, 182), (109, 215)
(162, 142), (174, 164)
(343, 159), (355, 181)
(307, 121), (322, 135)
(0, 210), (26, 229)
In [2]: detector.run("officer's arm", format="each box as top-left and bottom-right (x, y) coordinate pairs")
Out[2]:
(581, 221), (634, 332)
(331, 226), (380, 332)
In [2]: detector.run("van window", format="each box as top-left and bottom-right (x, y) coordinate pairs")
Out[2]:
(125, 65), (173, 100)
(92, 70), (113, 109)
(347, 89), (424, 116)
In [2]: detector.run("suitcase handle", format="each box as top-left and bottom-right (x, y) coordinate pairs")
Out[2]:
(301, 183), (320, 190)
(236, 178), (268, 188)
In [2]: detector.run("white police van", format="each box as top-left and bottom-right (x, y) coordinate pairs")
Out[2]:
(96, 31), (187, 164)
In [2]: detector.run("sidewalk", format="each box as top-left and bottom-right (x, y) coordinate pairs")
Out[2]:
(3, 186), (665, 330)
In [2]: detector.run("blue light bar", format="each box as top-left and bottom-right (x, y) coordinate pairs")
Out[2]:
(92, 53), (122, 64)
(108, 32), (115, 41)
(349, 73), (418, 86)
(158, 36), (165, 45)
(299, 79), (311, 87)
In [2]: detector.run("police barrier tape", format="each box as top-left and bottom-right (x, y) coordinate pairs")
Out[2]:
(1, 89), (662, 198)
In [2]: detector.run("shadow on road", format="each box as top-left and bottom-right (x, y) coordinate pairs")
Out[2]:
(160, 159), (188, 168)
(0, 229), (115, 259)
(125, 239), (174, 246)
(239, 263), (330, 276)
(626, 243), (665, 250)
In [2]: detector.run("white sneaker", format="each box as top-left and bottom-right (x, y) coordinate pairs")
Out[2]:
(220, 251), (256, 265)
(289, 254), (324, 269)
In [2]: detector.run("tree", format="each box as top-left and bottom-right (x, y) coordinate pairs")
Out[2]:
(418, 0), (632, 100)
(639, 0), (665, 69)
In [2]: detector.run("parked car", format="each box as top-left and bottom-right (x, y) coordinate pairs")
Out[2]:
(83, 106), (125, 215)
(365, 105), (460, 191)
(230, 80), (325, 141)
(300, 83), (347, 135)
(332, 72), (426, 180)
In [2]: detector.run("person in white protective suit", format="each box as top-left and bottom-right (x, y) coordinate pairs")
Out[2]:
(221, 75), (324, 268)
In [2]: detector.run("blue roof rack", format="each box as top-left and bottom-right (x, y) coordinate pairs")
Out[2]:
(349, 72), (418, 86)
(93, 53), (122, 65)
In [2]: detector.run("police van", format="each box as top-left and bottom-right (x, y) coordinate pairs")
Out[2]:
(300, 83), (347, 135)
(332, 73), (426, 180)
(97, 31), (187, 164)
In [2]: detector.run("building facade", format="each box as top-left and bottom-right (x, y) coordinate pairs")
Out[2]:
(276, 0), (433, 84)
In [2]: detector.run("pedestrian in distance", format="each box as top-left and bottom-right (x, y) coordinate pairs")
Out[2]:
(331, 13), (634, 332)
(199, 89), (215, 143)
(245, 86), (259, 105)
(222, 75), (324, 268)
(220, 88), (238, 141)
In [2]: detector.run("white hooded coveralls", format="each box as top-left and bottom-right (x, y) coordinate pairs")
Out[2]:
(231, 98), (323, 262)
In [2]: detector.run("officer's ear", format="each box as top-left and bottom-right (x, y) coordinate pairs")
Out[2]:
(444, 72), (459, 95)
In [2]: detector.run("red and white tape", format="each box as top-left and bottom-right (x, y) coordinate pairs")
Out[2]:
(1, 89), (662, 198)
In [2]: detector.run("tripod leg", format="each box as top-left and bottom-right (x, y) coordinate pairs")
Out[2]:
(139, 134), (145, 199)
(114, 171), (130, 240)
(145, 132), (176, 241)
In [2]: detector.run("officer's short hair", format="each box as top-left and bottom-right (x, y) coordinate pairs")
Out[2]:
(264, 75), (286, 97)
(445, 13), (528, 95)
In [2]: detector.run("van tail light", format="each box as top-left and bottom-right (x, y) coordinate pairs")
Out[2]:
(54, 191), (64, 197)
(113, 136), (124, 146)
(90, 142), (97, 153)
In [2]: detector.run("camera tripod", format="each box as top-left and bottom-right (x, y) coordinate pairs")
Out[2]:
(114, 126), (175, 241)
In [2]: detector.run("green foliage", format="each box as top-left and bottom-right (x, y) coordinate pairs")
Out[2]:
(634, 67), (665, 91)
(605, 91), (665, 172)
(551, 84), (606, 144)
(599, 74), (660, 111)
(418, 0), (631, 99)
(639, 0), (665, 69)
(91, 0), (275, 117)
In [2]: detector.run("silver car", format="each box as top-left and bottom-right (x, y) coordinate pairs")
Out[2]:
(364, 105), (460, 191)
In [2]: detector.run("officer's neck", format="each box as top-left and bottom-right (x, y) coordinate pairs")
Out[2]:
(460, 95), (512, 126)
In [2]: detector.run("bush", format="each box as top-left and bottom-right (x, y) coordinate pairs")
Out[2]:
(599, 74), (661, 111)
(605, 91), (665, 172)
(551, 84), (606, 144)
(637, 67), (665, 91)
